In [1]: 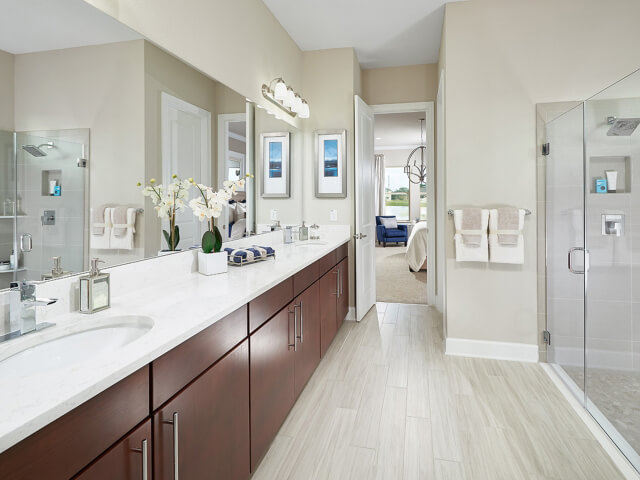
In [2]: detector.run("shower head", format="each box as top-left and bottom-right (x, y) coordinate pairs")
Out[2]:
(21, 142), (54, 157)
(606, 118), (640, 136)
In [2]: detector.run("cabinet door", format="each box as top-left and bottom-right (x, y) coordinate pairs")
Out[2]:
(153, 340), (250, 480)
(250, 307), (295, 471)
(337, 258), (349, 328)
(293, 281), (321, 398)
(74, 419), (152, 480)
(319, 268), (339, 357)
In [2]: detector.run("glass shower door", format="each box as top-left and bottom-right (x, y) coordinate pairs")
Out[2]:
(545, 103), (587, 394)
(15, 132), (86, 281)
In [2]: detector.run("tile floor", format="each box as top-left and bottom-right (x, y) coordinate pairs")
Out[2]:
(252, 303), (624, 479)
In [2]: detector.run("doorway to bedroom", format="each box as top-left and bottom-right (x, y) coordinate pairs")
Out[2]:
(372, 104), (433, 305)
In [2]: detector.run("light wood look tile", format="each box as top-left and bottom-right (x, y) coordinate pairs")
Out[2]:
(252, 303), (625, 480)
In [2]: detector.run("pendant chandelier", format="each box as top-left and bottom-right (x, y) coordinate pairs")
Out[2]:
(404, 118), (427, 184)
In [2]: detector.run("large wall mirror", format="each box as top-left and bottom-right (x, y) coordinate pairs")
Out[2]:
(0, 0), (302, 289)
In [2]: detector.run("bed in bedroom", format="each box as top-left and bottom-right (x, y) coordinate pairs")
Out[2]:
(406, 221), (427, 272)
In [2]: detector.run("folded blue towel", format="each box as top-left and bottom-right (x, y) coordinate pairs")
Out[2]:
(225, 245), (275, 264)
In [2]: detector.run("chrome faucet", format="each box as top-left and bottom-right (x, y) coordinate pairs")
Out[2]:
(1, 281), (57, 343)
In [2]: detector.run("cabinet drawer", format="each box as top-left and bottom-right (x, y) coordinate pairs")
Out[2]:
(293, 261), (320, 297)
(152, 305), (248, 410)
(316, 250), (337, 277)
(336, 241), (349, 262)
(74, 419), (152, 480)
(249, 277), (293, 333)
(0, 366), (149, 480)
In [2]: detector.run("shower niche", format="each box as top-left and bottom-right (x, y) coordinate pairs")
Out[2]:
(589, 155), (631, 194)
(41, 169), (62, 197)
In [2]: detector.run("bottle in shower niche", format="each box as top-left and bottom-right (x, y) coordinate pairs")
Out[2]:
(605, 170), (618, 193)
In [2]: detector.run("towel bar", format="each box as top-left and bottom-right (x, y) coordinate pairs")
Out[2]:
(447, 208), (531, 216)
(135, 208), (144, 214)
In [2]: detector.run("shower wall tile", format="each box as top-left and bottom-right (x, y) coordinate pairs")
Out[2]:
(586, 300), (632, 341)
(547, 297), (583, 337)
(632, 304), (640, 341)
(587, 265), (631, 302)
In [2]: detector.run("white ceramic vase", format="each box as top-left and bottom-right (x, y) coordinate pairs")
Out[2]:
(198, 250), (228, 275)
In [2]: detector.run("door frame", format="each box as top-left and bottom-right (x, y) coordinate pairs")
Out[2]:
(161, 92), (211, 248)
(370, 101), (437, 306)
(217, 112), (247, 241)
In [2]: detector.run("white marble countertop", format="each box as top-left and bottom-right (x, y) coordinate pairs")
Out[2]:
(0, 227), (350, 454)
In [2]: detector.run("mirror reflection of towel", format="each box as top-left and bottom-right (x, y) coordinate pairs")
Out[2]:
(112, 206), (128, 237)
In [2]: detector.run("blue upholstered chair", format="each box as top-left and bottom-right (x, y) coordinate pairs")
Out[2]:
(375, 216), (408, 247)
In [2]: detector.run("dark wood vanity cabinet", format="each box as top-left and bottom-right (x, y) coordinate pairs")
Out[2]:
(74, 419), (152, 480)
(249, 306), (296, 471)
(0, 243), (350, 480)
(319, 268), (339, 357)
(153, 340), (250, 480)
(337, 257), (349, 328)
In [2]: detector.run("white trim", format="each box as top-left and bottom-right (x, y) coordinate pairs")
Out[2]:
(370, 101), (436, 306)
(228, 131), (246, 142)
(542, 364), (640, 479)
(217, 112), (246, 242)
(346, 307), (356, 321)
(445, 337), (538, 363)
(375, 144), (422, 151)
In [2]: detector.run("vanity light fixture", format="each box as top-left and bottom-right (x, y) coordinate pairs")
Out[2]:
(261, 77), (310, 119)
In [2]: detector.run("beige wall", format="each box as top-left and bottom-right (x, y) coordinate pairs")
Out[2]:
(82, 0), (303, 127)
(0, 50), (13, 131)
(362, 64), (438, 105)
(14, 41), (146, 265)
(442, 0), (640, 346)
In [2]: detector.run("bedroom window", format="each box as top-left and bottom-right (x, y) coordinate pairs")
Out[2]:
(384, 167), (409, 221)
(419, 183), (427, 221)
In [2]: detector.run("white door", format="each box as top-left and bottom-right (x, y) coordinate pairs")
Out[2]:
(217, 113), (247, 241)
(161, 93), (211, 250)
(354, 95), (376, 321)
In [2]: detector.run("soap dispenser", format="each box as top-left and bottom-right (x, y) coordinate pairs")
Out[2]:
(299, 221), (309, 241)
(79, 258), (110, 314)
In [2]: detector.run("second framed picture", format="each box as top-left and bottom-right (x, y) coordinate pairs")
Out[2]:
(261, 132), (290, 198)
(315, 129), (347, 198)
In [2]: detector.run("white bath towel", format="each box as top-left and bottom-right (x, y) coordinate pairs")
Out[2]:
(453, 209), (489, 262)
(489, 208), (525, 264)
(90, 207), (112, 249)
(109, 208), (136, 250)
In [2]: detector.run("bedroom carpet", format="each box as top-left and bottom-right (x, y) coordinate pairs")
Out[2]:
(375, 244), (427, 304)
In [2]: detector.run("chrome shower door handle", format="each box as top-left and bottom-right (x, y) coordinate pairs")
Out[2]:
(20, 233), (32, 252)
(568, 247), (589, 274)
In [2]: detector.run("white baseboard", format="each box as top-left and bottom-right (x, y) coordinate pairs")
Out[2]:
(445, 337), (538, 363)
(345, 307), (356, 322)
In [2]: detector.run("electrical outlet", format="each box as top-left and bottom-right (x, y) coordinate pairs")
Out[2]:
(330, 209), (338, 222)
(270, 209), (278, 221)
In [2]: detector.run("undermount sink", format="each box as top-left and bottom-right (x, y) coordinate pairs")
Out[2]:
(0, 315), (154, 379)
(295, 241), (328, 246)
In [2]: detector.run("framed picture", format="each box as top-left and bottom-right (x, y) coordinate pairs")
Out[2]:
(261, 132), (290, 198)
(315, 129), (346, 198)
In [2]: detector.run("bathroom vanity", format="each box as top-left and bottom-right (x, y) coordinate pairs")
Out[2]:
(0, 232), (350, 479)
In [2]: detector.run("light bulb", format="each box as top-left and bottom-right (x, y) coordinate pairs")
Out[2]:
(283, 87), (295, 107)
(298, 100), (310, 118)
(273, 79), (287, 100)
(292, 94), (303, 113)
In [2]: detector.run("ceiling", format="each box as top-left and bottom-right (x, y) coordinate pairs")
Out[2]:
(375, 112), (425, 149)
(262, 0), (464, 68)
(0, 0), (141, 54)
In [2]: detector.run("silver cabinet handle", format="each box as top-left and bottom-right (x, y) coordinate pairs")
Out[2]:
(288, 306), (297, 351)
(132, 439), (148, 480)
(332, 270), (339, 296)
(20, 233), (32, 252)
(164, 412), (179, 479)
(297, 301), (303, 343)
(568, 247), (589, 274)
(338, 266), (343, 296)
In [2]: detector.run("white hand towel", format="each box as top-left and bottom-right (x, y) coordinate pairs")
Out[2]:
(109, 208), (136, 250)
(489, 209), (525, 264)
(90, 207), (111, 249)
(453, 209), (489, 262)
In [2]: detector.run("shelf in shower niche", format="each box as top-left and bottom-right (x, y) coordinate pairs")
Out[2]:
(589, 155), (631, 194)
(0, 215), (26, 219)
(41, 169), (62, 197)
